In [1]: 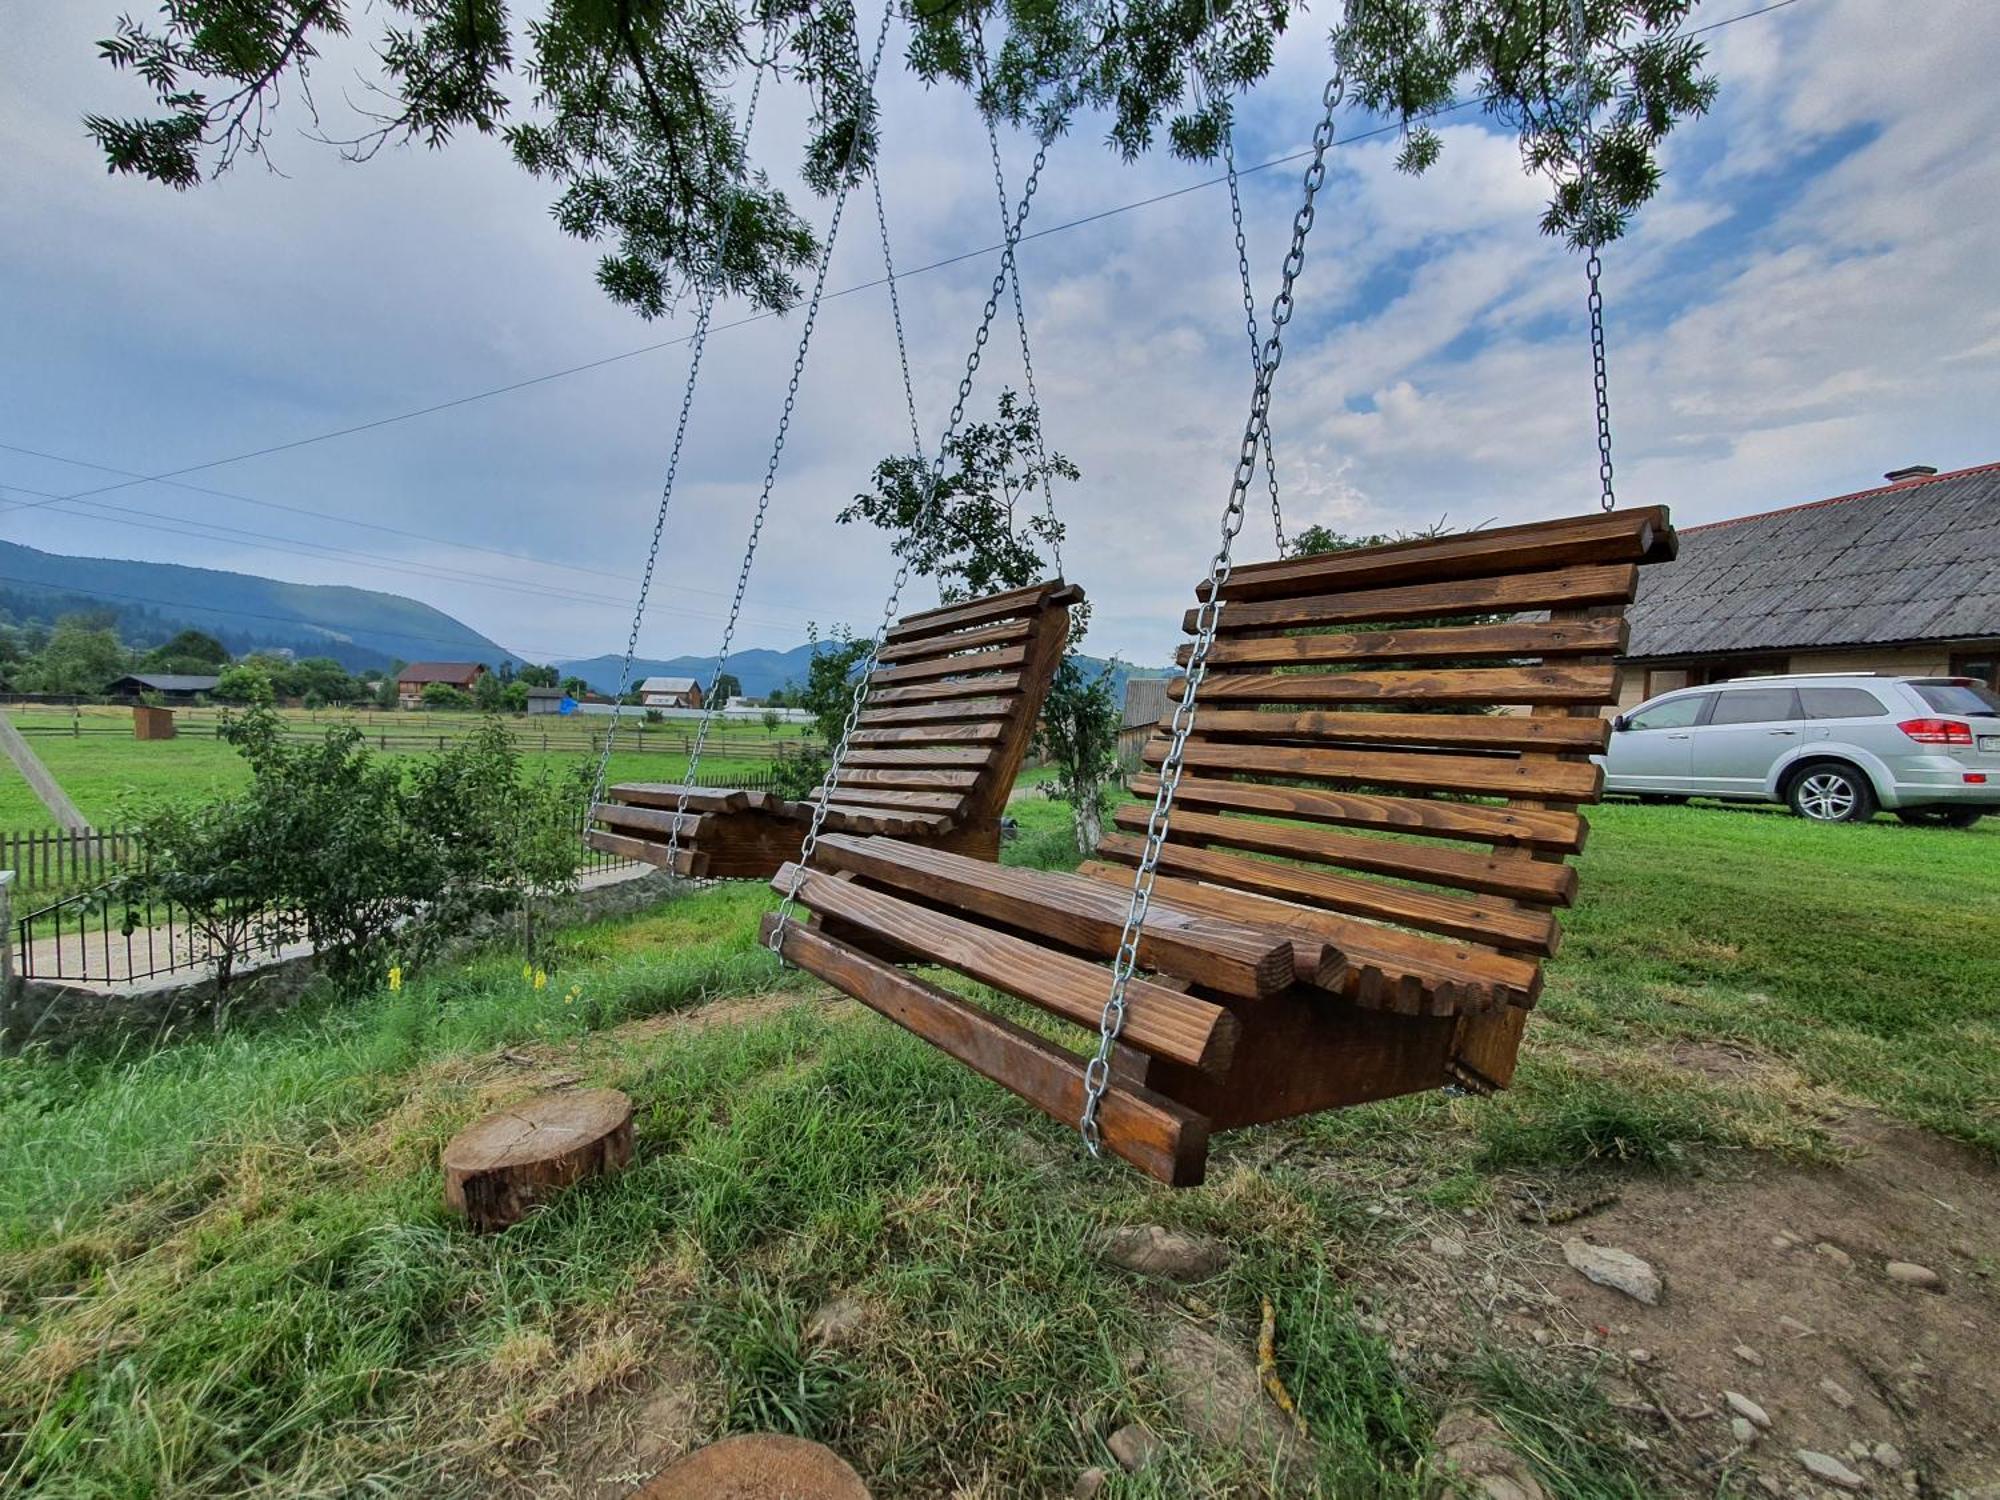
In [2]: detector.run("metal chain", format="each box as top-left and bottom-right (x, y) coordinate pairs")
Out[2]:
(664, 0), (896, 871)
(1569, 0), (1617, 512)
(972, 18), (1064, 580)
(771, 128), (1058, 954)
(1079, 73), (1345, 1156)
(588, 30), (774, 814)
(871, 161), (926, 458)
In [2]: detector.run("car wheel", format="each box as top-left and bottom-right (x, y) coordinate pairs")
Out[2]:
(1896, 807), (1986, 829)
(1637, 794), (1690, 806)
(1787, 763), (1877, 823)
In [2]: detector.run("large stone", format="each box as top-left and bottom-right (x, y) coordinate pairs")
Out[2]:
(1154, 1323), (1311, 1473)
(1107, 1423), (1162, 1473)
(1103, 1225), (1230, 1281)
(1562, 1239), (1663, 1305)
(1795, 1450), (1868, 1490)
(1436, 1407), (1549, 1500)
(1724, 1391), (1772, 1430)
(1884, 1261), (1943, 1291)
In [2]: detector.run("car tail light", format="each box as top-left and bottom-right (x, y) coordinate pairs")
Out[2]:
(1968, 773), (1990, 785)
(1898, 717), (1973, 745)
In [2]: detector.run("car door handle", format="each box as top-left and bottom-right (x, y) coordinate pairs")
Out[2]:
(1767, 729), (1798, 736)
(1666, 733), (1691, 740)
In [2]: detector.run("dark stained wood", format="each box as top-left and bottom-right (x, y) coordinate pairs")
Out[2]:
(868, 644), (1029, 686)
(885, 579), (1085, 643)
(589, 802), (707, 842)
(1092, 834), (1560, 955)
(442, 1088), (633, 1232)
(1114, 804), (1578, 905)
(846, 720), (1008, 746)
(1214, 507), (1671, 600)
(833, 767), (983, 790)
(1178, 663), (1622, 707)
(1142, 739), (1604, 802)
(1183, 562), (1640, 635)
(607, 783), (750, 814)
(865, 672), (1026, 704)
(1177, 615), (1630, 667)
(772, 863), (1238, 1071)
(857, 695), (1020, 726)
(1451, 1005), (1529, 1092)
(875, 615), (1032, 663)
(804, 786), (967, 812)
(837, 746), (1001, 769)
(1075, 863), (1541, 1012)
(586, 828), (703, 877)
(1128, 773), (1589, 852)
(810, 833), (1301, 999)
(1161, 709), (1611, 754)
(764, 915), (1209, 1185)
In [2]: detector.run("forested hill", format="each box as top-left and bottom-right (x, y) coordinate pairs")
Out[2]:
(0, 539), (515, 672)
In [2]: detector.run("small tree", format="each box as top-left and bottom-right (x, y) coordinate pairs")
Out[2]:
(212, 662), (274, 705)
(422, 681), (474, 710)
(1035, 660), (1122, 851)
(761, 708), (782, 734)
(472, 669), (506, 712)
(711, 671), (743, 703)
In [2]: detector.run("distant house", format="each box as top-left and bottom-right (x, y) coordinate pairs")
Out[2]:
(1118, 676), (1176, 763)
(524, 686), (566, 716)
(104, 672), (221, 702)
(1618, 462), (2000, 708)
(396, 661), (486, 707)
(637, 675), (703, 709)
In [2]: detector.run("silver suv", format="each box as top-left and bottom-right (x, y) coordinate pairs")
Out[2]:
(1599, 674), (2000, 826)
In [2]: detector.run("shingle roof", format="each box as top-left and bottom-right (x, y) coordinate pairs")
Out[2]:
(109, 673), (221, 692)
(638, 676), (699, 693)
(397, 661), (483, 685)
(1625, 463), (2000, 659)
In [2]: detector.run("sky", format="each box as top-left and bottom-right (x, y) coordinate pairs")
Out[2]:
(3, 0), (1997, 669)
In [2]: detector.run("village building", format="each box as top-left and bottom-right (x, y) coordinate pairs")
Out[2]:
(395, 661), (486, 707)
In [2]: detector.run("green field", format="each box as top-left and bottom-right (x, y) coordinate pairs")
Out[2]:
(0, 705), (804, 828)
(2, 797), (1995, 1496)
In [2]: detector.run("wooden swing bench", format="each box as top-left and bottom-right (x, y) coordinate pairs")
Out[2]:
(762, 507), (1678, 1185)
(588, 579), (1083, 879)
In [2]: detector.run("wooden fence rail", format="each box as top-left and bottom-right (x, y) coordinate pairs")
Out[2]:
(0, 827), (139, 893)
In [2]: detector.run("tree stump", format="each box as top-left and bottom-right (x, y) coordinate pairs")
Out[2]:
(442, 1088), (633, 1232)
(629, 1434), (871, 1500)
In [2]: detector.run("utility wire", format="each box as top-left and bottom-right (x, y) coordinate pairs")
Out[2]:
(0, 0), (1800, 516)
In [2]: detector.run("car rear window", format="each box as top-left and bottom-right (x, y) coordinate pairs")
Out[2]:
(1914, 682), (2000, 716)
(1799, 686), (1888, 719)
(1708, 687), (1799, 725)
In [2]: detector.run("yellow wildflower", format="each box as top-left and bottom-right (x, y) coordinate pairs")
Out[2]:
(388, 966), (403, 992)
(533, 968), (548, 991)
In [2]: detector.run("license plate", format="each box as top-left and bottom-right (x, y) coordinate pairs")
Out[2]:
(1982, 736), (2000, 752)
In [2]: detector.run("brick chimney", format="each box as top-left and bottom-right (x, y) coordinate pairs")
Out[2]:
(1884, 464), (1939, 482)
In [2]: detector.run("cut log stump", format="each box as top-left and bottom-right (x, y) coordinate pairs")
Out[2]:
(629, 1433), (872, 1499)
(442, 1088), (633, 1232)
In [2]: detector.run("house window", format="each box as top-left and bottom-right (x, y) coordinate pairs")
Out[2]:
(1698, 656), (1789, 685)
(1950, 651), (1999, 691)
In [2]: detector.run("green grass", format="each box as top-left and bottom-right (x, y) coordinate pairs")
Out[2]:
(1, 796), (1996, 1496)
(0, 708), (788, 828)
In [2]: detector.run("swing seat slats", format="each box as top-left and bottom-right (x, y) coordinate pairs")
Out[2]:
(771, 509), (1675, 1184)
(588, 580), (1081, 879)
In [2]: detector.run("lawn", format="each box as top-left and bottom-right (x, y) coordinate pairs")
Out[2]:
(1, 797), (1994, 1497)
(0, 705), (800, 828)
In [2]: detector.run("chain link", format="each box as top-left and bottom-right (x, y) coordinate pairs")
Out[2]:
(587, 33), (775, 817)
(1214, 81), (1287, 555)
(665, 0), (896, 871)
(1569, 0), (1617, 512)
(871, 162), (926, 458)
(1079, 73), (1345, 1156)
(771, 128), (1058, 954)
(971, 18), (1065, 581)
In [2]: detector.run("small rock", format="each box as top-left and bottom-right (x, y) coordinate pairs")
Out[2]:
(1872, 1442), (1906, 1469)
(1628, 1348), (1653, 1365)
(1755, 1476), (1783, 1497)
(1725, 1391), (1772, 1430)
(1072, 1467), (1110, 1499)
(805, 1295), (868, 1348)
(1884, 1261), (1942, 1292)
(1795, 1449), (1868, 1490)
(1815, 1242), (1854, 1269)
(1436, 1406), (1549, 1500)
(1819, 1377), (1856, 1410)
(1430, 1234), (1468, 1260)
(1120, 1346), (1148, 1375)
(1103, 1224), (1229, 1282)
(1532, 1328), (1551, 1346)
(1731, 1417), (1757, 1445)
(1779, 1315), (1817, 1337)
(1107, 1423), (1161, 1473)
(1847, 1441), (1872, 1463)
(1734, 1344), (1765, 1367)
(1771, 1233), (1800, 1250)
(1562, 1239), (1663, 1305)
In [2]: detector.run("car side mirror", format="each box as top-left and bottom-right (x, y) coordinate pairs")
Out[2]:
(1611, 714), (1630, 732)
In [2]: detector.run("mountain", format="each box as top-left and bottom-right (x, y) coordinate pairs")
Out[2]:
(555, 647), (1163, 701)
(0, 539), (518, 673)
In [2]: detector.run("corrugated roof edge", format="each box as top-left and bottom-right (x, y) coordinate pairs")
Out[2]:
(1684, 460), (2000, 535)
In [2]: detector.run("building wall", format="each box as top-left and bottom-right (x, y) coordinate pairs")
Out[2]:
(1613, 637), (2000, 711)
